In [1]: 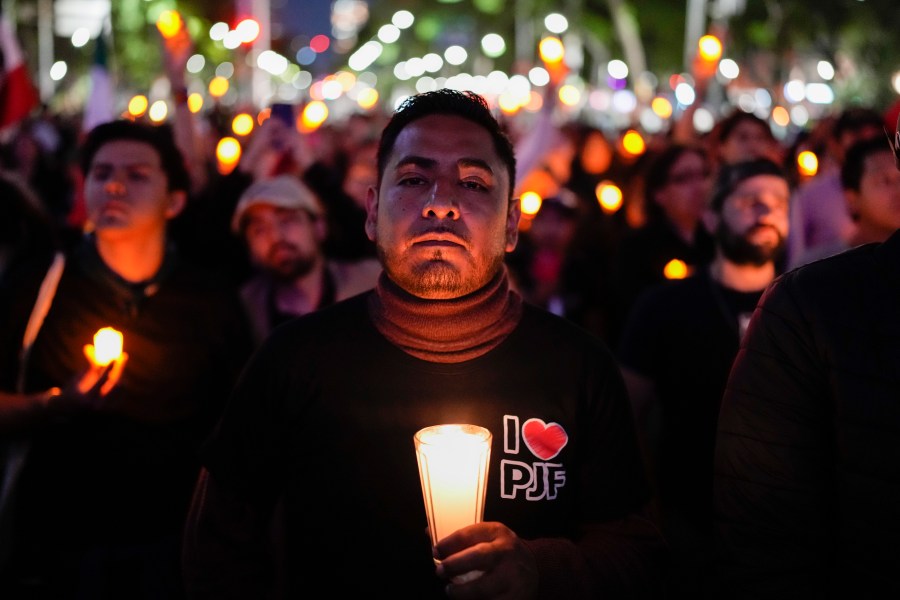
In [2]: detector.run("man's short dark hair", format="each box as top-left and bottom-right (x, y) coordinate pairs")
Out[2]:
(79, 120), (191, 193)
(375, 89), (516, 199)
(841, 137), (893, 191)
(715, 110), (774, 145)
(832, 107), (884, 142)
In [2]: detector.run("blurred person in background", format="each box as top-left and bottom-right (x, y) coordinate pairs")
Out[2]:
(0, 120), (252, 599)
(708, 110), (782, 168)
(787, 106), (885, 268)
(618, 158), (790, 599)
(610, 143), (715, 346)
(0, 117), (75, 233)
(791, 136), (900, 267)
(506, 188), (613, 340)
(713, 120), (900, 599)
(231, 174), (381, 347)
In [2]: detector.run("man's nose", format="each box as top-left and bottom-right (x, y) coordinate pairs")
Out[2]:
(422, 180), (459, 220)
(104, 179), (126, 196)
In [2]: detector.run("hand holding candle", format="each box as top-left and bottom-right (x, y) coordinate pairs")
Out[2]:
(90, 327), (123, 367)
(79, 327), (127, 397)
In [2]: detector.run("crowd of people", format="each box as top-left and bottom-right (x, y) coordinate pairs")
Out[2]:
(0, 56), (899, 599)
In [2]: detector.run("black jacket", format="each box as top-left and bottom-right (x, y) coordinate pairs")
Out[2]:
(713, 229), (900, 598)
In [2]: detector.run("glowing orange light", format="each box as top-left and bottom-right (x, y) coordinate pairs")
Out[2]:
(498, 92), (521, 115)
(232, 113), (255, 136)
(208, 76), (229, 98)
(216, 137), (242, 175)
(357, 88), (379, 110)
(558, 85), (581, 106)
(187, 93), (203, 113)
(651, 97), (673, 119)
(92, 327), (123, 367)
(621, 130), (646, 157)
(772, 106), (790, 127)
(257, 107), (271, 124)
(539, 36), (565, 64)
(663, 258), (689, 280)
(698, 35), (723, 62)
(596, 181), (623, 213)
(519, 191), (543, 216)
(797, 151), (819, 177)
(300, 101), (328, 132)
(525, 90), (543, 112)
(127, 95), (148, 117)
(156, 10), (183, 40)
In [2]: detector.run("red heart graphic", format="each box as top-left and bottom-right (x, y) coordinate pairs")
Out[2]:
(522, 418), (568, 460)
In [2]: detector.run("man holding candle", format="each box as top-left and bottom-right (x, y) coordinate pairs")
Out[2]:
(183, 89), (666, 599)
(0, 120), (252, 597)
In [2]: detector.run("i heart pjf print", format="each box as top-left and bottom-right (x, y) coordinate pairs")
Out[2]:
(522, 418), (568, 460)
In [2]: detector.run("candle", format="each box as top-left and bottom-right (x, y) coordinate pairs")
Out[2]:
(414, 424), (492, 547)
(92, 327), (123, 367)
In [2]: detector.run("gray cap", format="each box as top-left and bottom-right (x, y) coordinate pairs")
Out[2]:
(232, 175), (323, 233)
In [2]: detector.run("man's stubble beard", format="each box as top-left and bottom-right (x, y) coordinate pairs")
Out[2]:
(265, 247), (318, 282)
(716, 221), (786, 267)
(377, 246), (506, 299)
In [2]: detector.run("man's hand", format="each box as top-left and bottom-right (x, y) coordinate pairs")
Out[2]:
(434, 521), (539, 600)
(47, 346), (129, 412)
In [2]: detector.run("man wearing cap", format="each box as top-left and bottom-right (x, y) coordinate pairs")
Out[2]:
(712, 123), (900, 596)
(617, 158), (791, 598)
(231, 174), (381, 346)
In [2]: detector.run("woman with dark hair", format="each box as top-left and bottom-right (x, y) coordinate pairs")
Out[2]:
(610, 143), (715, 343)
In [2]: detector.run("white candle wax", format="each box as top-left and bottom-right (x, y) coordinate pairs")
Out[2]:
(415, 424), (492, 546)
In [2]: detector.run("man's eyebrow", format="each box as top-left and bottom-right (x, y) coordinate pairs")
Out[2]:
(458, 158), (494, 175)
(392, 156), (494, 175)
(394, 155), (437, 170)
(90, 160), (156, 170)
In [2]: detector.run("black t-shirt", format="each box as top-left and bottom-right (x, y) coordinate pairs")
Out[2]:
(617, 270), (762, 531)
(202, 296), (651, 597)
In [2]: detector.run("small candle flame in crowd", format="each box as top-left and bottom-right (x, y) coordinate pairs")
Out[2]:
(92, 327), (124, 367)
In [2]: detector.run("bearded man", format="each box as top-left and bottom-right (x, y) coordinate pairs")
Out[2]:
(617, 159), (790, 599)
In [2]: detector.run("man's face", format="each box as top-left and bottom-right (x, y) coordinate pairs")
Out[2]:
(847, 150), (900, 238)
(242, 204), (323, 281)
(84, 140), (183, 239)
(365, 114), (519, 299)
(655, 150), (711, 226)
(715, 174), (790, 266)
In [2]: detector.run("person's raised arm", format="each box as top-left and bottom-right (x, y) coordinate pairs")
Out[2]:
(160, 22), (208, 194)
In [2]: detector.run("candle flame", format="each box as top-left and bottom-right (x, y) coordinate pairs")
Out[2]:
(92, 327), (123, 367)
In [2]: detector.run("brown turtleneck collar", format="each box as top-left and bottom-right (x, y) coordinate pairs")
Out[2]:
(367, 267), (523, 363)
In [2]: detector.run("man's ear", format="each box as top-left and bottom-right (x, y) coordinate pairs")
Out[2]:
(700, 208), (718, 235)
(165, 190), (188, 219)
(505, 197), (521, 252)
(364, 186), (378, 242)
